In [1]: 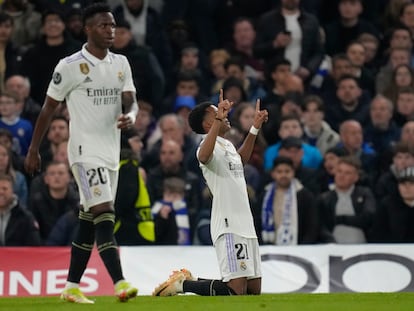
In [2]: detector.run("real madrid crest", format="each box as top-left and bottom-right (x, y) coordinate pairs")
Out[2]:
(80, 63), (89, 75)
(93, 187), (102, 197)
(240, 261), (247, 271)
(118, 71), (124, 82)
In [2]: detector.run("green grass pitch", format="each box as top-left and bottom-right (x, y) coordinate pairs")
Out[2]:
(1, 293), (414, 311)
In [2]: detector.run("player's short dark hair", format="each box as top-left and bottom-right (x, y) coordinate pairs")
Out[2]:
(82, 2), (111, 25)
(188, 102), (213, 134)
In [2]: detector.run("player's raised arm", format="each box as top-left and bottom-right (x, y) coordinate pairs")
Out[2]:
(237, 99), (268, 164)
(198, 89), (233, 164)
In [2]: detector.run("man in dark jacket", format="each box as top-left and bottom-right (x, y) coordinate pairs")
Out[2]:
(254, 0), (323, 82)
(371, 166), (414, 243)
(29, 161), (79, 242)
(257, 156), (319, 245)
(317, 156), (376, 243)
(0, 173), (41, 246)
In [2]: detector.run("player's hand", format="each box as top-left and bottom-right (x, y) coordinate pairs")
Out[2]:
(216, 89), (234, 120)
(24, 149), (41, 175)
(117, 113), (134, 129)
(253, 99), (268, 129)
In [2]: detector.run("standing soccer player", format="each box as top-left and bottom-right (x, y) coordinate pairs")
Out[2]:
(24, 3), (138, 304)
(153, 90), (268, 296)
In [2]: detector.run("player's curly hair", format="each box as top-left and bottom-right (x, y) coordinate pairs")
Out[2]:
(188, 102), (214, 134)
(82, 2), (111, 25)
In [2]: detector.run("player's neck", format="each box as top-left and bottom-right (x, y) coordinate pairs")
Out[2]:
(85, 43), (108, 60)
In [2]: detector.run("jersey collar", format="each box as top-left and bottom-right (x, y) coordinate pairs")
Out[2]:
(81, 44), (112, 66)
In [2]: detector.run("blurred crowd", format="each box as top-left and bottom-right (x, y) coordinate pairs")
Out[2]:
(1, 0), (414, 247)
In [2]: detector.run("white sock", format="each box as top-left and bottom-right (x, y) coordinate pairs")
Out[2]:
(65, 281), (79, 289)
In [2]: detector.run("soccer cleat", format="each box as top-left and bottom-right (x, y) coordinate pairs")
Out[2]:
(177, 268), (196, 281)
(60, 287), (94, 304)
(152, 270), (186, 296)
(115, 280), (138, 302)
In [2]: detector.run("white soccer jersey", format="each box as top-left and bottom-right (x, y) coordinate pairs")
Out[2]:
(47, 44), (136, 170)
(198, 136), (257, 244)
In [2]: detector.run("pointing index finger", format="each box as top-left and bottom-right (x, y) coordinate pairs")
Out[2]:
(256, 98), (260, 111)
(219, 89), (224, 103)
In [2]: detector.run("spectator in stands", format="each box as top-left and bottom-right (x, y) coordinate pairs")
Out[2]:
(382, 64), (414, 105)
(400, 120), (414, 149)
(0, 128), (24, 172)
(160, 70), (205, 117)
(375, 142), (414, 202)
(302, 95), (340, 155)
(230, 102), (267, 172)
(257, 156), (318, 245)
(213, 57), (266, 104)
(324, 75), (371, 132)
(0, 142), (27, 208)
(19, 9), (81, 104)
(398, 2), (414, 39)
(381, 0), (410, 31)
(394, 86), (414, 127)
(0, 12), (20, 93)
(0, 173), (41, 246)
(146, 139), (201, 240)
(364, 95), (400, 154)
(261, 60), (305, 145)
(254, 0), (323, 82)
(208, 49), (230, 96)
(317, 53), (353, 97)
(324, 0), (379, 56)
(173, 95), (201, 144)
(376, 47), (411, 94)
(345, 41), (375, 95)
(113, 0), (173, 78)
(227, 17), (264, 81)
(371, 166), (414, 243)
(141, 113), (199, 176)
(383, 26), (414, 67)
(4, 75), (41, 126)
(279, 91), (304, 120)
(29, 161), (79, 243)
(134, 100), (160, 154)
(176, 43), (207, 77)
(357, 32), (380, 76)
(39, 116), (69, 170)
(215, 77), (247, 108)
(0, 91), (32, 156)
(317, 156), (376, 244)
(151, 177), (191, 245)
(317, 146), (349, 193)
(111, 19), (165, 108)
(1, 0), (41, 54)
(264, 115), (323, 171)
(337, 120), (378, 183)
(64, 8), (86, 44)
